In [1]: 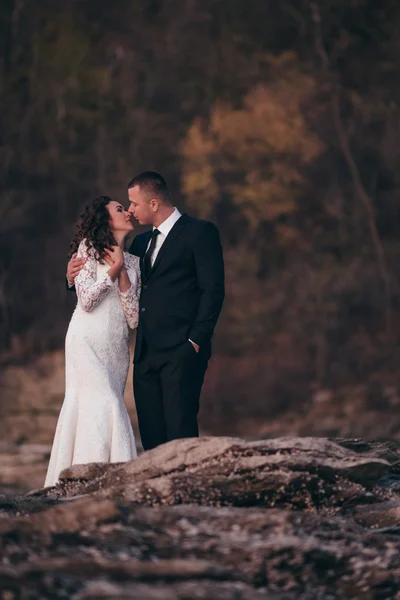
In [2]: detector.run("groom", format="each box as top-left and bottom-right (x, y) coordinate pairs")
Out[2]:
(68, 171), (225, 450)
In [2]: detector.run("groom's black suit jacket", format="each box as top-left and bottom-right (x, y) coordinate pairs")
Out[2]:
(129, 214), (225, 362)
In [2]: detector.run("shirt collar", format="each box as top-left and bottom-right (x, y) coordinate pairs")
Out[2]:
(155, 207), (182, 237)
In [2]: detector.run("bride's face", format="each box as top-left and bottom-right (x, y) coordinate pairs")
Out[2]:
(107, 201), (134, 234)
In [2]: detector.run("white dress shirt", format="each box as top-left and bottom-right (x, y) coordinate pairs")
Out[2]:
(148, 207), (182, 267)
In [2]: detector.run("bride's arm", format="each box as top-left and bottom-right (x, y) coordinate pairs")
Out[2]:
(117, 256), (140, 329)
(75, 241), (120, 312)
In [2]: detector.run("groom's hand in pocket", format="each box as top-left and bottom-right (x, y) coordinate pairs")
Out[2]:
(67, 253), (85, 287)
(189, 340), (200, 353)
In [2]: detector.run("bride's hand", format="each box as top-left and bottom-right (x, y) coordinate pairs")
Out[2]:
(104, 246), (124, 269)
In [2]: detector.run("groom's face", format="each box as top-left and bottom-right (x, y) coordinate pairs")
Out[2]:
(128, 185), (155, 226)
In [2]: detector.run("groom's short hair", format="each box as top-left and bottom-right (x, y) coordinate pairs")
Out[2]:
(128, 171), (170, 203)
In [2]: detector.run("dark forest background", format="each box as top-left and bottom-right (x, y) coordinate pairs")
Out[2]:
(2, 0), (400, 437)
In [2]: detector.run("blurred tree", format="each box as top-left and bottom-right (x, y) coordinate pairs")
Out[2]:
(181, 53), (324, 231)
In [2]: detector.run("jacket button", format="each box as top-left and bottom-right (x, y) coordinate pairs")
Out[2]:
(141, 307), (146, 312)
(143, 285), (148, 290)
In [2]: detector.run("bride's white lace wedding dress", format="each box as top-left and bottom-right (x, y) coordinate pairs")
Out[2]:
(44, 239), (139, 487)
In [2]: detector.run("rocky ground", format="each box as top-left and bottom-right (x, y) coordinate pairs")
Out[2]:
(2, 352), (400, 598)
(1, 436), (400, 599)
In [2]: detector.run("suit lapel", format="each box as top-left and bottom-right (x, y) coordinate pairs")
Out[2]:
(148, 214), (189, 280)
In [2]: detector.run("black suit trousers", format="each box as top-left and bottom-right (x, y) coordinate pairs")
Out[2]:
(133, 339), (209, 450)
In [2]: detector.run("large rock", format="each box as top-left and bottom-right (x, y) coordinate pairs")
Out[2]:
(53, 436), (390, 509)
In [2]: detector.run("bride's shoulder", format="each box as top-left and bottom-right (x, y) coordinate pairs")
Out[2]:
(77, 239), (96, 259)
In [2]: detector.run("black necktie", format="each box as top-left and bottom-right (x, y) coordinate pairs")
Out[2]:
(143, 229), (160, 278)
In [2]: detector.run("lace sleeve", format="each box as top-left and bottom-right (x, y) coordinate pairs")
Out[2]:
(75, 240), (114, 312)
(118, 254), (140, 329)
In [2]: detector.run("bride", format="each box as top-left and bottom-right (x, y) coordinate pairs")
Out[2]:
(45, 195), (139, 487)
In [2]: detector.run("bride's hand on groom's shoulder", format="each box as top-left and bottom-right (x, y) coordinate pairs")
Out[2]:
(67, 253), (85, 286)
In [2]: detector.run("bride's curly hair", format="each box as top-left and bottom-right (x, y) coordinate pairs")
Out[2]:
(68, 195), (117, 263)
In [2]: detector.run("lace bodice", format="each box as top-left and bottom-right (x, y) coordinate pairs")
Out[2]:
(118, 253), (141, 329)
(75, 240), (140, 328)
